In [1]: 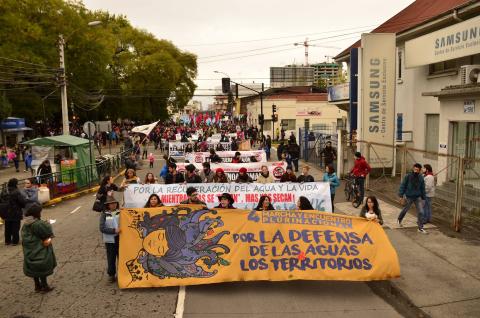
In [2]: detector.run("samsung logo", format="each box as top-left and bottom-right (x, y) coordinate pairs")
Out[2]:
(435, 27), (479, 48)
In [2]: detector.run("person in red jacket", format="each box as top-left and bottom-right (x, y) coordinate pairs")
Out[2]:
(350, 151), (371, 204)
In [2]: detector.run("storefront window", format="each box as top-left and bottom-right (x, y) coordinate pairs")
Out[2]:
(281, 119), (296, 130)
(429, 60), (457, 75)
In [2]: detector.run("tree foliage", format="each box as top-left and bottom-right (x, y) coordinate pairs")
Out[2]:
(0, 0), (197, 124)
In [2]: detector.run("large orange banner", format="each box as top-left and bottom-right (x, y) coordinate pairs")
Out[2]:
(118, 206), (400, 288)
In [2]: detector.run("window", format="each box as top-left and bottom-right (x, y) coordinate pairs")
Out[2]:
(281, 119), (296, 130)
(397, 49), (402, 79)
(263, 120), (272, 131)
(425, 114), (440, 156)
(429, 60), (456, 75)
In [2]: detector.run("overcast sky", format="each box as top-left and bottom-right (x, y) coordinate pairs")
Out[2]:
(83, 0), (414, 107)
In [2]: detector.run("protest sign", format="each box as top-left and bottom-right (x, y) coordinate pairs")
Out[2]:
(176, 161), (287, 182)
(118, 206), (400, 288)
(168, 142), (231, 158)
(185, 150), (267, 163)
(124, 182), (331, 211)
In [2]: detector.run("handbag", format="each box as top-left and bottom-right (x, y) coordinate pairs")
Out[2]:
(92, 193), (103, 212)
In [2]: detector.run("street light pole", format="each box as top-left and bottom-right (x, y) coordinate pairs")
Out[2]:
(59, 34), (69, 135)
(58, 21), (102, 136)
(260, 83), (264, 137)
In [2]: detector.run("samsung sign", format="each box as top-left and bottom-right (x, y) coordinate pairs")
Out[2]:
(406, 15), (480, 68)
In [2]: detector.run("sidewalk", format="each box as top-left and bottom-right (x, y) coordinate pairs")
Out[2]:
(302, 158), (480, 317)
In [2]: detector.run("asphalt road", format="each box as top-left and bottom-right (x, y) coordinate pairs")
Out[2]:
(0, 157), (403, 318)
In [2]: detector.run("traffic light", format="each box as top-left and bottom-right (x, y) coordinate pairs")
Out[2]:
(222, 77), (231, 94)
(258, 114), (264, 125)
(272, 104), (277, 113)
(272, 114), (278, 122)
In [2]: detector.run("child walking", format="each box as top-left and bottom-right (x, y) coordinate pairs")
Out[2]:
(100, 195), (120, 283)
(21, 203), (56, 293)
(148, 153), (155, 168)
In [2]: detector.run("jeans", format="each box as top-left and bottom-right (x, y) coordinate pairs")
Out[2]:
(292, 158), (299, 172)
(398, 197), (424, 230)
(423, 197), (432, 224)
(355, 177), (365, 204)
(105, 236), (119, 277)
(4, 220), (21, 244)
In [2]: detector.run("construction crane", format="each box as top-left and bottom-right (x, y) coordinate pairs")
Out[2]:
(294, 38), (339, 66)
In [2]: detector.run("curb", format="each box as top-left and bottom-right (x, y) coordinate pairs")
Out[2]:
(42, 169), (126, 207)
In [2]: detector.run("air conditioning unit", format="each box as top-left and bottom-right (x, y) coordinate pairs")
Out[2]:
(460, 65), (480, 84)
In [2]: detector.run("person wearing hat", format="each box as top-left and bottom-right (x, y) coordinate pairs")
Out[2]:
(213, 168), (229, 183)
(185, 164), (202, 183)
(180, 187), (207, 205)
(350, 151), (371, 205)
(99, 195), (120, 283)
(216, 193), (236, 209)
(21, 203), (56, 293)
(235, 167), (253, 183)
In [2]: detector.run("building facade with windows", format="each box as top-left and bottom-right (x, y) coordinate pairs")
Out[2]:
(311, 62), (341, 87)
(240, 86), (346, 140)
(270, 66), (314, 88)
(332, 0), (480, 187)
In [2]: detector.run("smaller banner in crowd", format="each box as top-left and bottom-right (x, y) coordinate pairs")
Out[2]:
(169, 141), (232, 158)
(124, 182), (332, 211)
(176, 161), (287, 182)
(118, 207), (400, 288)
(185, 150), (267, 164)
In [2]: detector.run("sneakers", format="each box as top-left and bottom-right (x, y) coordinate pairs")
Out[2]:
(397, 219), (403, 227)
(418, 228), (428, 234)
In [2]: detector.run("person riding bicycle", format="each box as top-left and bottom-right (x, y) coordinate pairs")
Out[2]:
(350, 151), (371, 205)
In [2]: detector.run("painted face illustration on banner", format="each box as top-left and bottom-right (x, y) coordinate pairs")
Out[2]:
(125, 207), (231, 283)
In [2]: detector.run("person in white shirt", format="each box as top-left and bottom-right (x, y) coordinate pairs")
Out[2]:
(423, 164), (435, 224)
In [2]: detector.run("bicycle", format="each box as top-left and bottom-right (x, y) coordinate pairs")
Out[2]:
(344, 174), (362, 208)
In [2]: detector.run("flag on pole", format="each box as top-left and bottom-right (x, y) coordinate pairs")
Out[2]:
(131, 121), (159, 136)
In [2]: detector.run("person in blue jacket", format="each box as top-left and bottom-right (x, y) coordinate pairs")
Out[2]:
(322, 164), (340, 212)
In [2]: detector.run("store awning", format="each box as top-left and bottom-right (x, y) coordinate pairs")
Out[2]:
(22, 135), (89, 147)
(423, 84), (480, 98)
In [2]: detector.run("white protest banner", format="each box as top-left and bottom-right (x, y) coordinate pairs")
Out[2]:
(124, 182), (332, 211)
(185, 150), (267, 163)
(176, 161), (287, 181)
(168, 142), (232, 158)
(131, 121), (159, 136)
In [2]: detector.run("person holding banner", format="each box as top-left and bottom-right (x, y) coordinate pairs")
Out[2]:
(232, 152), (241, 163)
(255, 195), (275, 211)
(216, 193), (236, 209)
(165, 163), (185, 184)
(360, 196), (383, 225)
(235, 167), (253, 183)
(121, 169), (140, 189)
(280, 167), (297, 183)
(213, 168), (229, 183)
(200, 162), (214, 183)
(180, 187), (206, 205)
(99, 196), (120, 283)
(144, 194), (164, 208)
(296, 196), (314, 210)
(209, 149), (222, 163)
(143, 173), (158, 185)
(185, 164), (202, 183)
(297, 166), (315, 183)
(257, 165), (274, 184)
(322, 164), (340, 212)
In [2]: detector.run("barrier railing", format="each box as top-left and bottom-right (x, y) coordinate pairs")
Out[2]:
(341, 140), (479, 232)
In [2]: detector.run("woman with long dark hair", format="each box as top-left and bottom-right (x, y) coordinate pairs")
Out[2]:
(359, 196), (383, 225)
(296, 196), (314, 210)
(255, 195), (275, 211)
(95, 176), (118, 207)
(144, 194), (164, 208)
(144, 172), (158, 184)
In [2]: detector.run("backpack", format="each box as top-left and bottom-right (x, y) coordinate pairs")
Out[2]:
(0, 187), (10, 219)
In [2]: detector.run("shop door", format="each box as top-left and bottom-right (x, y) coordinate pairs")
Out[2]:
(449, 122), (480, 183)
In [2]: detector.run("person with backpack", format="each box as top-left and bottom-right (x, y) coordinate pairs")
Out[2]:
(2, 178), (27, 245)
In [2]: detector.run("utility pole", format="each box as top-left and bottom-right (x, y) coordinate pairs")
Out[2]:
(59, 34), (69, 135)
(260, 83), (264, 137)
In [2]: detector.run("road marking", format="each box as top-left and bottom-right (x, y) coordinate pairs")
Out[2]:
(174, 286), (186, 318)
(69, 206), (81, 214)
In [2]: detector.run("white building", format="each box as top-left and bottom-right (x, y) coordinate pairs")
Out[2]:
(331, 0), (480, 193)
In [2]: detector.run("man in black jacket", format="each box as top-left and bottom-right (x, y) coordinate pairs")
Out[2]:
(185, 164), (202, 183)
(297, 166), (314, 183)
(165, 163), (185, 184)
(288, 142), (300, 172)
(277, 141), (285, 161)
(3, 178), (27, 245)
